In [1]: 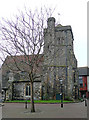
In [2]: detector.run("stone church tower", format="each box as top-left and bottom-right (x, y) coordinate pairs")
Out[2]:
(43, 17), (79, 100)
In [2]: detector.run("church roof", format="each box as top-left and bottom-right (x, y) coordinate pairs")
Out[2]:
(1, 54), (43, 75)
(56, 24), (62, 27)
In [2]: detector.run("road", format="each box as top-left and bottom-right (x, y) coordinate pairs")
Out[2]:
(2, 102), (87, 118)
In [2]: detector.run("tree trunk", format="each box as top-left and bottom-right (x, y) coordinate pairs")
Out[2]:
(30, 81), (35, 112)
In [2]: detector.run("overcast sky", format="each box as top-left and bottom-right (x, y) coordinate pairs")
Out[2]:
(0, 0), (88, 67)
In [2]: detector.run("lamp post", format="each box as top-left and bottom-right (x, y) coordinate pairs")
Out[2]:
(2, 87), (8, 101)
(60, 79), (63, 108)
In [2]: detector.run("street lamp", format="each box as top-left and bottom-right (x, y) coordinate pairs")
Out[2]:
(60, 79), (63, 108)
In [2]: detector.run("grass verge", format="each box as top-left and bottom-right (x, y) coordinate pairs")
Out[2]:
(5, 100), (74, 103)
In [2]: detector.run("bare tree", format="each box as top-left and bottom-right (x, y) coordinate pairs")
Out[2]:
(0, 7), (55, 112)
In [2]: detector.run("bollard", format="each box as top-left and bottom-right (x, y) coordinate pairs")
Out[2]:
(85, 99), (87, 106)
(61, 103), (63, 108)
(25, 101), (27, 109)
(61, 93), (63, 108)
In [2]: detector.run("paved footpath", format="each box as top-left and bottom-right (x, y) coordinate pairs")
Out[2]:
(0, 93), (2, 120)
(1, 102), (87, 118)
(0, 106), (2, 120)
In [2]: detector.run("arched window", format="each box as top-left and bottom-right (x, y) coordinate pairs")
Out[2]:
(26, 85), (30, 96)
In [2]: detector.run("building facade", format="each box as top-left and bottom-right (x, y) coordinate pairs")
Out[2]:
(78, 67), (89, 99)
(1, 17), (79, 100)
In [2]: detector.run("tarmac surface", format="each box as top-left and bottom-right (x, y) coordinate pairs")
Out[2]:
(1, 101), (87, 119)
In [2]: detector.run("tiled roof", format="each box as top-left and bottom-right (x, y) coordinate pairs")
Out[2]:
(1, 54), (44, 75)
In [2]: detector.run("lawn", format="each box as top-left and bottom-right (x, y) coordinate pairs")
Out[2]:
(5, 100), (74, 103)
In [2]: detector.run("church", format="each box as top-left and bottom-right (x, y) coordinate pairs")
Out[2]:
(1, 17), (79, 101)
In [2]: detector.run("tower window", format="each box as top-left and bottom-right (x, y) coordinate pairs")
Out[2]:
(74, 72), (76, 83)
(58, 38), (61, 44)
(58, 37), (64, 45)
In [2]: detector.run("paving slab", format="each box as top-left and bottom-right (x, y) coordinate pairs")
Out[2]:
(0, 93), (2, 120)
(2, 102), (87, 118)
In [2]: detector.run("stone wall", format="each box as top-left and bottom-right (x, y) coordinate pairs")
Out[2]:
(6, 81), (41, 100)
(43, 17), (79, 99)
